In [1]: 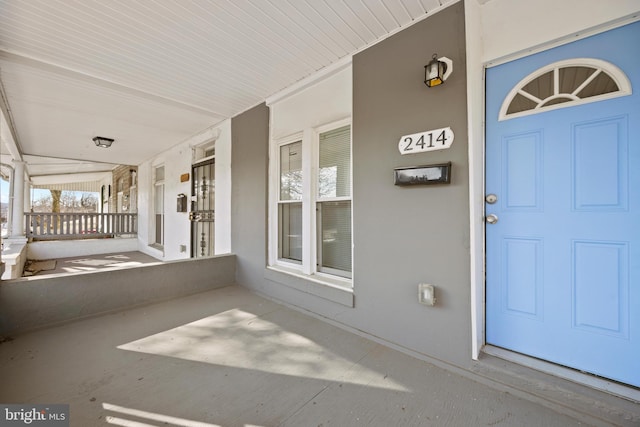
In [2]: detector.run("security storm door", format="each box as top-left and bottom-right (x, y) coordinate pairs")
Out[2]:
(190, 159), (215, 257)
(485, 21), (639, 388)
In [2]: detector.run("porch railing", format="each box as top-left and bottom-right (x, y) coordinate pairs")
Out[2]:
(25, 212), (137, 240)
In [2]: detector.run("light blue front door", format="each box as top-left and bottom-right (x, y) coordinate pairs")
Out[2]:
(486, 21), (640, 387)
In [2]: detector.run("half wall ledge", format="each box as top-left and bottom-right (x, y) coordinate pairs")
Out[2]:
(0, 254), (236, 336)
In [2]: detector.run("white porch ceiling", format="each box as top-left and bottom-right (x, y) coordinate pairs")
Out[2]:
(0, 0), (455, 177)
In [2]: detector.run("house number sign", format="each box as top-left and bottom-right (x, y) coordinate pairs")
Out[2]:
(398, 127), (454, 155)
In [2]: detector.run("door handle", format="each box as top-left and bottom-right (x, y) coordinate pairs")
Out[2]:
(486, 214), (498, 224)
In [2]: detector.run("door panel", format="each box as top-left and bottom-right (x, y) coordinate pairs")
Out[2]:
(486, 21), (639, 387)
(573, 117), (627, 210)
(503, 131), (542, 210)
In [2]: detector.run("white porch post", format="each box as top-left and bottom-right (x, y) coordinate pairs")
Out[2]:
(11, 160), (26, 238)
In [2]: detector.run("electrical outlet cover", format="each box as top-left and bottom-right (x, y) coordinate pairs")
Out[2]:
(418, 283), (436, 306)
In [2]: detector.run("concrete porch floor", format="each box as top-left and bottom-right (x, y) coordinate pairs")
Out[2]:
(0, 285), (632, 426)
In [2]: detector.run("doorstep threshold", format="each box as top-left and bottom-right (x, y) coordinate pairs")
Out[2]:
(473, 346), (639, 426)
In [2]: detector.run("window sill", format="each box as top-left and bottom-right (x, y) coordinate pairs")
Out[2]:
(147, 244), (164, 257)
(264, 266), (354, 307)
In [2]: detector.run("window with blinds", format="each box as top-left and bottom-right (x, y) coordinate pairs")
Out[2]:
(317, 125), (351, 277)
(271, 121), (352, 283)
(278, 141), (303, 263)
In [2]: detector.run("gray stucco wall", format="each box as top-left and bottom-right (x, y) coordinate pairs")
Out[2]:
(231, 103), (269, 290)
(351, 2), (470, 367)
(231, 3), (472, 370)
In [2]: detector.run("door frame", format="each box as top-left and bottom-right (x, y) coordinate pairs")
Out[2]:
(467, 14), (640, 399)
(190, 157), (216, 258)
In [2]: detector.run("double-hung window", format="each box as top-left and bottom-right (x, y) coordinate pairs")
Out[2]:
(153, 165), (165, 248)
(316, 125), (352, 278)
(278, 140), (303, 263)
(273, 121), (352, 283)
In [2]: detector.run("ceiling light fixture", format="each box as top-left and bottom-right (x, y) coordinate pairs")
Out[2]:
(93, 136), (114, 148)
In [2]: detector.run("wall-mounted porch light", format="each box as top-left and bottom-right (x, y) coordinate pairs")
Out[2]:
(93, 136), (114, 148)
(424, 54), (453, 87)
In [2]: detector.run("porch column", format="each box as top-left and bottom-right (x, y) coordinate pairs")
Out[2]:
(11, 160), (25, 238)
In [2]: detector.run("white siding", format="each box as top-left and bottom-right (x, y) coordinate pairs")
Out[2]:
(136, 120), (232, 261)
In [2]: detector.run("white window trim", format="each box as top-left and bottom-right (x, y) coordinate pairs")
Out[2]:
(313, 120), (353, 280)
(192, 139), (217, 164)
(152, 164), (165, 249)
(268, 118), (352, 289)
(270, 131), (304, 271)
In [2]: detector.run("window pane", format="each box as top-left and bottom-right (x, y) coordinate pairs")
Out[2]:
(280, 141), (302, 201)
(522, 70), (553, 100)
(154, 183), (164, 245)
(506, 93), (538, 115)
(279, 202), (302, 263)
(319, 125), (351, 198)
(559, 66), (596, 94)
(577, 72), (619, 98)
(155, 166), (165, 182)
(155, 213), (163, 244)
(154, 184), (164, 213)
(1, 177), (9, 237)
(318, 201), (351, 275)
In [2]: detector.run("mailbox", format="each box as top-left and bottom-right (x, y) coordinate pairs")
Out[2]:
(394, 162), (452, 186)
(177, 193), (188, 212)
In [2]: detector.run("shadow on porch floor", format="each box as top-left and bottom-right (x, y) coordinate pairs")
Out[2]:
(0, 285), (617, 427)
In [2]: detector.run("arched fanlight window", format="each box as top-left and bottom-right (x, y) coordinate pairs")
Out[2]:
(499, 58), (632, 121)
